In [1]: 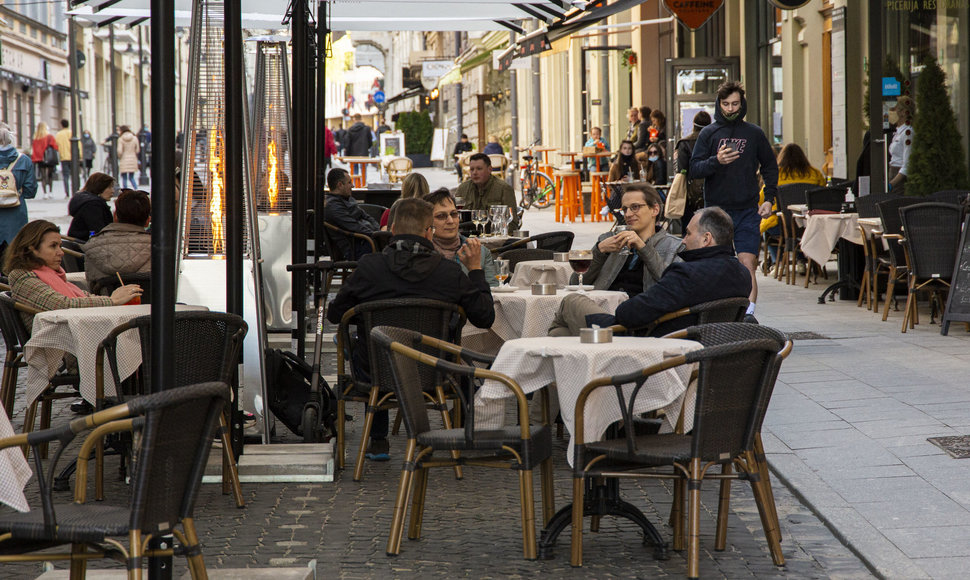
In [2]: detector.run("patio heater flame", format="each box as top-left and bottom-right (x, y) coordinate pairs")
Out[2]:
(267, 138), (279, 211)
(207, 126), (226, 255)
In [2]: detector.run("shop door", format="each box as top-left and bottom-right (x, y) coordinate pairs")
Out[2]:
(664, 57), (740, 144)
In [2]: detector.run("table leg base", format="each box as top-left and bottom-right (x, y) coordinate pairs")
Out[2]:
(537, 479), (669, 561)
(817, 279), (860, 304)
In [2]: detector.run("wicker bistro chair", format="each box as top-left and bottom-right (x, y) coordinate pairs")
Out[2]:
(0, 382), (230, 579)
(494, 231), (575, 254)
(92, 272), (152, 304)
(804, 185), (847, 212)
(569, 338), (791, 577)
(661, 323), (791, 552)
(60, 239), (85, 274)
(774, 183), (818, 284)
(386, 157), (413, 183)
(498, 248), (554, 272)
(0, 292), (81, 457)
(336, 298), (468, 482)
(898, 202), (963, 332)
(876, 196), (923, 321)
(609, 297), (749, 338)
(371, 326), (555, 560)
(93, 311), (248, 506)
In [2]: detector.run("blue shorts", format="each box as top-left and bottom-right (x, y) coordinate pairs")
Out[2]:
(723, 207), (761, 255)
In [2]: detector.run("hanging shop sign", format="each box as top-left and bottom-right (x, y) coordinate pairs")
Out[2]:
(663, 1), (724, 31)
(769, 0), (812, 8)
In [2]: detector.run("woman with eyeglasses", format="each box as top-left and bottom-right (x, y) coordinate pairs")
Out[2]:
(423, 187), (499, 286)
(569, 183), (682, 295)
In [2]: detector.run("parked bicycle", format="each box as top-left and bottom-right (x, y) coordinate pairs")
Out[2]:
(517, 143), (555, 210)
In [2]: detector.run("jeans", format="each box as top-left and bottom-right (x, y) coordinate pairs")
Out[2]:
(121, 172), (136, 189)
(60, 161), (72, 196)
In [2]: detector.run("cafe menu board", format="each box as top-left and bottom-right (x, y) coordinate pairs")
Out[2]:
(941, 216), (970, 335)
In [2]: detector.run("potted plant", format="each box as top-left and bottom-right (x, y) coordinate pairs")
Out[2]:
(620, 49), (637, 71)
(396, 110), (434, 167)
(906, 57), (968, 196)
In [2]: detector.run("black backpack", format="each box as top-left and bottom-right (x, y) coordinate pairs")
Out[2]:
(675, 137), (705, 211)
(264, 348), (337, 439)
(43, 144), (59, 167)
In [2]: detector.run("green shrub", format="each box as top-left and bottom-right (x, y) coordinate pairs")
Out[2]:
(396, 110), (433, 155)
(907, 57), (968, 196)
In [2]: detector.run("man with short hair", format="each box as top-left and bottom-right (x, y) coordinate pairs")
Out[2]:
(455, 152), (519, 231)
(324, 167), (379, 260)
(83, 189), (151, 288)
(344, 113), (372, 157)
(689, 80), (778, 322)
(327, 197), (495, 460)
(625, 107), (640, 141)
(55, 119), (73, 198)
(558, 207), (752, 336)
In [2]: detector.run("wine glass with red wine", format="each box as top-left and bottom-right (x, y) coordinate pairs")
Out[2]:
(568, 249), (593, 294)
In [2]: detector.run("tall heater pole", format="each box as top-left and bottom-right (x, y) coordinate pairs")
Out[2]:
(67, 16), (81, 193)
(291, 0), (309, 357)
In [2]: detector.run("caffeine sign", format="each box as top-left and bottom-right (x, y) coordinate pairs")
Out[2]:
(663, 0), (724, 31)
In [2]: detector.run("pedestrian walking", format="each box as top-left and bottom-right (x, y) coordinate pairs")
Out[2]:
(30, 122), (57, 199)
(117, 125), (140, 189)
(0, 122), (38, 251)
(54, 119), (73, 198)
(81, 130), (97, 181)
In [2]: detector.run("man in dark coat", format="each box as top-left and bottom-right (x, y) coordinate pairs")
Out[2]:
(344, 113), (373, 157)
(327, 197), (494, 460)
(323, 168), (378, 260)
(556, 206), (752, 336)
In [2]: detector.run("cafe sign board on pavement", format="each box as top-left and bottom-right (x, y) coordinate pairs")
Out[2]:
(662, 1), (724, 31)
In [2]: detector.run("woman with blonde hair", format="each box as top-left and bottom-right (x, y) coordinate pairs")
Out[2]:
(380, 171), (429, 230)
(30, 122), (57, 198)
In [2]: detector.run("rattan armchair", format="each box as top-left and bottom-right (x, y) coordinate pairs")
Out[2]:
(93, 311), (248, 506)
(371, 326), (554, 560)
(569, 338), (790, 576)
(609, 297), (749, 338)
(0, 382), (230, 579)
(60, 239), (85, 273)
(804, 185), (847, 212)
(898, 202), (962, 332)
(499, 248), (554, 272)
(876, 196), (923, 321)
(774, 183), (817, 284)
(0, 292), (80, 457)
(336, 298), (467, 482)
(92, 272), (152, 303)
(494, 230), (575, 254)
(386, 157), (413, 183)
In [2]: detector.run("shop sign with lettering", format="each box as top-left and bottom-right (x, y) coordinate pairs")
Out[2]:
(663, 0), (724, 31)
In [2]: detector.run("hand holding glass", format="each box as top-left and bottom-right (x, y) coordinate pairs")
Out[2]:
(614, 225), (631, 256)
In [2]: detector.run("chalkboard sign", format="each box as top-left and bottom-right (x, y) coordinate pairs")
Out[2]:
(941, 216), (970, 335)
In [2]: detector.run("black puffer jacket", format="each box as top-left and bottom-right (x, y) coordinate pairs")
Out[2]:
(586, 244), (751, 334)
(67, 191), (112, 241)
(344, 121), (373, 157)
(327, 234), (494, 330)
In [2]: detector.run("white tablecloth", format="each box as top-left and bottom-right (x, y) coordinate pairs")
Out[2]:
(509, 260), (575, 288)
(0, 404), (30, 512)
(24, 304), (208, 405)
(476, 336), (700, 464)
(799, 213), (863, 265)
(477, 289), (627, 342)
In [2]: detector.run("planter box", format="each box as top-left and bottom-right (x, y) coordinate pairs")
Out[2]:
(407, 153), (432, 168)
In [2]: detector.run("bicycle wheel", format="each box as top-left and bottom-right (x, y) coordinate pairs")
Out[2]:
(532, 171), (555, 209)
(518, 171), (536, 209)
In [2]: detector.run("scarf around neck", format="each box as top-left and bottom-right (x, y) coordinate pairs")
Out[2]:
(432, 234), (463, 260)
(33, 265), (87, 298)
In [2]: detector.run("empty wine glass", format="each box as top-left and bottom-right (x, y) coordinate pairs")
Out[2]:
(494, 259), (510, 287)
(489, 206), (504, 237)
(501, 206), (513, 237)
(472, 209), (487, 236)
(568, 249), (593, 294)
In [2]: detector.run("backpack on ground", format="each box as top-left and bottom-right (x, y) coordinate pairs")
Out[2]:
(0, 156), (22, 208)
(264, 348), (337, 438)
(43, 144), (59, 168)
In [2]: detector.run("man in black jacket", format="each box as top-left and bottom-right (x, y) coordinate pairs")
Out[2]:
(344, 114), (373, 157)
(689, 81), (778, 322)
(558, 207), (751, 336)
(324, 168), (378, 260)
(327, 197), (494, 460)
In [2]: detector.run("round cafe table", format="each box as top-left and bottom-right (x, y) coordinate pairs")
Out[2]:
(0, 402), (30, 512)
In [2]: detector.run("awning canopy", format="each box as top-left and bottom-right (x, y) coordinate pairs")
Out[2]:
(69, 0), (589, 32)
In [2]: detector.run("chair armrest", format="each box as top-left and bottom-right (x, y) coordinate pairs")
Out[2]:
(613, 307), (690, 337)
(61, 248), (84, 259)
(74, 418), (136, 504)
(12, 300), (41, 316)
(414, 333), (495, 367)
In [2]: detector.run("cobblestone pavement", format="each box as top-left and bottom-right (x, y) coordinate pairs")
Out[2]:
(1, 388), (872, 579)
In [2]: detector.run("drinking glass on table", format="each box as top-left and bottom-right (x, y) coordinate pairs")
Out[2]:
(472, 209), (487, 236)
(489, 206), (504, 237)
(494, 259), (510, 287)
(454, 195), (465, 210)
(568, 249), (593, 294)
(501, 206), (513, 237)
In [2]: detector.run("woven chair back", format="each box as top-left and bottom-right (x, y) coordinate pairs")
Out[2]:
(531, 231), (574, 252)
(131, 311), (247, 393)
(854, 193), (894, 219)
(371, 326), (437, 437)
(899, 202), (963, 281)
(351, 299), (466, 395)
(126, 382), (229, 533)
(775, 183), (816, 236)
(877, 196), (923, 267)
(501, 248), (554, 271)
(804, 186), (847, 212)
(0, 292), (28, 351)
(358, 203), (387, 221)
(94, 272), (152, 304)
(928, 190), (969, 206)
(60, 239), (85, 273)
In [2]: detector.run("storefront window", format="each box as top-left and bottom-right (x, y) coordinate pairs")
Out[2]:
(883, 4), (970, 170)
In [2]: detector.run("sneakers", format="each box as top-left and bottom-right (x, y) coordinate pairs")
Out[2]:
(744, 314), (759, 324)
(365, 438), (390, 461)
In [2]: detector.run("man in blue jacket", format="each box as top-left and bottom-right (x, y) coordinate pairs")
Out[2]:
(689, 81), (778, 322)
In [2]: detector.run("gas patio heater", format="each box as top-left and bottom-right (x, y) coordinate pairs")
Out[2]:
(176, 0), (270, 442)
(249, 39), (293, 334)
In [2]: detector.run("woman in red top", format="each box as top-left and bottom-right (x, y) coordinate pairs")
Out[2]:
(30, 122), (57, 199)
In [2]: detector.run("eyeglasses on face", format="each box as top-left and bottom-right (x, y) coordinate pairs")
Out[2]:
(433, 210), (461, 221)
(621, 203), (648, 214)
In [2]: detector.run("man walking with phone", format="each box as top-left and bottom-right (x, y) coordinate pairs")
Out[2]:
(689, 80), (778, 322)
